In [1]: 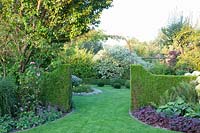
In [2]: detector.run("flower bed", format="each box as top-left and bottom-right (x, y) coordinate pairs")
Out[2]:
(132, 106), (200, 133)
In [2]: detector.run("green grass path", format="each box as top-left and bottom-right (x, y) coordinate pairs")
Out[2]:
(22, 86), (173, 133)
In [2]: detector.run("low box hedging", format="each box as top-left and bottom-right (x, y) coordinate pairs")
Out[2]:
(40, 65), (72, 112)
(130, 65), (196, 111)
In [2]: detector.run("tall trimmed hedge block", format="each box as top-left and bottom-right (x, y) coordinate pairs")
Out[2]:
(40, 65), (72, 112)
(130, 65), (195, 111)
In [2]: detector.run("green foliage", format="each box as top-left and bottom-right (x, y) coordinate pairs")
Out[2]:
(16, 111), (44, 130)
(40, 109), (62, 123)
(0, 0), (113, 76)
(73, 84), (93, 93)
(125, 80), (130, 89)
(126, 38), (161, 58)
(72, 30), (107, 54)
(130, 65), (195, 111)
(112, 83), (121, 89)
(66, 47), (96, 78)
(150, 62), (175, 75)
(158, 16), (189, 46)
(176, 47), (200, 71)
(0, 109), (63, 133)
(94, 57), (124, 79)
(17, 63), (43, 113)
(157, 98), (200, 118)
(97, 81), (105, 87)
(0, 78), (17, 116)
(94, 46), (151, 79)
(83, 78), (111, 85)
(40, 65), (72, 112)
(110, 78), (126, 86)
(83, 78), (126, 87)
(71, 75), (82, 87)
(0, 115), (14, 133)
(159, 82), (198, 105)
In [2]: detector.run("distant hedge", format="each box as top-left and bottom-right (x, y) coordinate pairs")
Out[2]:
(83, 78), (126, 86)
(40, 65), (72, 112)
(130, 65), (195, 111)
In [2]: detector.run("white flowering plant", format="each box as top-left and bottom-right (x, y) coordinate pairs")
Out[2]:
(94, 46), (152, 79)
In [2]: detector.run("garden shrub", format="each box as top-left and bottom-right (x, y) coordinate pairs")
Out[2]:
(94, 46), (152, 79)
(40, 65), (72, 112)
(125, 80), (130, 89)
(130, 65), (195, 111)
(110, 78), (126, 86)
(71, 75), (82, 87)
(112, 83), (121, 89)
(66, 47), (96, 78)
(97, 81), (105, 87)
(83, 78), (126, 86)
(17, 63), (43, 113)
(0, 78), (17, 116)
(160, 82), (198, 105)
(149, 62), (175, 75)
(83, 78), (111, 85)
(72, 84), (93, 93)
(176, 46), (200, 71)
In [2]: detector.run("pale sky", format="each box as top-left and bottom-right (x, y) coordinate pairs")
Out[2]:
(99, 0), (200, 42)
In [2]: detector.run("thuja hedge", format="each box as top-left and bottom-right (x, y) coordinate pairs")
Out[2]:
(130, 65), (195, 111)
(40, 65), (72, 112)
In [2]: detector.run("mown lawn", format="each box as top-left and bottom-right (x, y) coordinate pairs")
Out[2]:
(21, 86), (174, 133)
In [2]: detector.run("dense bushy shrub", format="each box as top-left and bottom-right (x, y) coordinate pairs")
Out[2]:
(94, 46), (151, 79)
(71, 75), (82, 87)
(110, 78), (125, 86)
(17, 62), (43, 113)
(149, 62), (175, 75)
(66, 47), (96, 78)
(125, 80), (130, 89)
(40, 65), (72, 112)
(112, 83), (121, 89)
(176, 47), (200, 71)
(83, 78), (127, 86)
(130, 65), (195, 110)
(97, 81), (105, 87)
(72, 84), (93, 93)
(0, 78), (17, 116)
(160, 82), (198, 105)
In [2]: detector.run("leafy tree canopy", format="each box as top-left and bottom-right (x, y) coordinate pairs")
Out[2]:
(0, 0), (113, 76)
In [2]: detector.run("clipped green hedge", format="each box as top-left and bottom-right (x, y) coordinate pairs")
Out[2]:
(83, 78), (126, 86)
(130, 65), (196, 111)
(40, 65), (72, 112)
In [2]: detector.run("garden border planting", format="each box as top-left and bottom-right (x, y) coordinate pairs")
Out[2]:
(130, 65), (196, 111)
